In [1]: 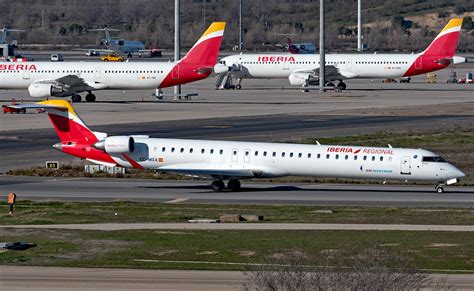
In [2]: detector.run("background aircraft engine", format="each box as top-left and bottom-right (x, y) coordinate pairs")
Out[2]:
(28, 83), (63, 98)
(93, 136), (135, 154)
(288, 72), (318, 86)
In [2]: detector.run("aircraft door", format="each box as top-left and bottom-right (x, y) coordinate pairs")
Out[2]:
(232, 148), (238, 163)
(415, 57), (422, 70)
(94, 67), (101, 80)
(346, 59), (352, 69)
(400, 156), (411, 175)
(23, 69), (30, 80)
(244, 149), (250, 163)
(172, 65), (180, 79)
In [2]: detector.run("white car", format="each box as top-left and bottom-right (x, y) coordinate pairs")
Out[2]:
(50, 54), (64, 62)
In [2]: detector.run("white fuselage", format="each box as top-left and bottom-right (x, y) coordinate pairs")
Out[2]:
(109, 137), (464, 182)
(0, 61), (174, 90)
(221, 53), (419, 80)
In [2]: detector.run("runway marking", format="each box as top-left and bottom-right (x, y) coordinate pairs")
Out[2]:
(164, 198), (190, 204)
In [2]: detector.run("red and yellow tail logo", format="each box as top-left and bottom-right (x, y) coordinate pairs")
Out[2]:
(423, 18), (463, 57)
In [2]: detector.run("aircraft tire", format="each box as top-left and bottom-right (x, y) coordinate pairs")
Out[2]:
(436, 185), (445, 194)
(235, 84), (242, 90)
(71, 94), (82, 103)
(211, 180), (225, 192)
(337, 82), (347, 90)
(85, 94), (96, 102)
(228, 179), (241, 192)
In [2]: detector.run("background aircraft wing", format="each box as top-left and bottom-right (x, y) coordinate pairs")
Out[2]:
(294, 65), (357, 80)
(32, 75), (104, 92)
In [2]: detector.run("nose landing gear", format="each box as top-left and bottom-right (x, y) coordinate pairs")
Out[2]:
(435, 183), (445, 194)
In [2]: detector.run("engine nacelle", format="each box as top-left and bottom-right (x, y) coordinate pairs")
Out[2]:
(288, 72), (318, 86)
(28, 83), (63, 98)
(93, 136), (135, 154)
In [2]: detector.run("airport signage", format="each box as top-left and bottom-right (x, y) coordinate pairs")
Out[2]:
(45, 161), (59, 170)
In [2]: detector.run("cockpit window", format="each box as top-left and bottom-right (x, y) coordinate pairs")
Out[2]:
(422, 156), (447, 163)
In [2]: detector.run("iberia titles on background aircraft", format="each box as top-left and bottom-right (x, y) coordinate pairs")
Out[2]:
(0, 22), (226, 102)
(214, 18), (465, 90)
(11, 100), (465, 193)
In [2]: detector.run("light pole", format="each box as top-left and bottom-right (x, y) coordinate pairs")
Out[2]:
(239, 0), (243, 50)
(357, 0), (362, 51)
(174, 0), (181, 98)
(319, 0), (325, 92)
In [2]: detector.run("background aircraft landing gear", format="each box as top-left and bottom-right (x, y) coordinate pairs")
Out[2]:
(71, 94), (82, 103)
(228, 179), (241, 192)
(336, 81), (346, 90)
(235, 78), (242, 90)
(85, 92), (96, 102)
(435, 183), (445, 194)
(325, 82), (335, 88)
(211, 180), (225, 192)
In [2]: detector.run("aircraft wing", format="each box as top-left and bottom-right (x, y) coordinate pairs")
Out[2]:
(157, 163), (272, 179)
(294, 65), (357, 80)
(75, 48), (114, 53)
(32, 75), (106, 92)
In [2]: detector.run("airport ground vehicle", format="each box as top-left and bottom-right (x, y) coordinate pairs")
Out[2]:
(100, 54), (124, 62)
(0, 22), (226, 102)
(11, 100), (466, 194)
(50, 54), (64, 62)
(215, 18), (466, 90)
(2, 105), (25, 114)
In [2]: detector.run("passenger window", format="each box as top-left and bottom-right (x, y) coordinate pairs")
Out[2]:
(290, 153), (294, 157)
(210, 149), (214, 154)
(171, 147), (175, 152)
(233, 150), (237, 155)
(245, 151), (249, 156)
(264, 151), (267, 156)
(220, 149), (223, 155)
(345, 155), (348, 160)
(307, 153), (311, 158)
(180, 148), (184, 153)
(298, 153), (302, 158)
(335, 154), (339, 160)
(354, 156), (358, 160)
(201, 149), (205, 154)
(363, 156), (367, 161)
(255, 151), (258, 156)
(326, 154), (330, 159)
(372, 156), (375, 161)
(317, 154), (321, 159)
(190, 148), (193, 153)
(272, 152), (276, 157)
(162, 147), (166, 152)
(380, 156), (383, 161)
(282, 152), (286, 157)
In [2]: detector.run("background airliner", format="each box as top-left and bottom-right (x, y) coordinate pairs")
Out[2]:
(215, 18), (465, 90)
(87, 27), (145, 57)
(12, 100), (465, 193)
(0, 22), (225, 102)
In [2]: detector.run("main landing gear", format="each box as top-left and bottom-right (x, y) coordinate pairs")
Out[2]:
(85, 92), (97, 102)
(336, 81), (347, 90)
(211, 179), (241, 192)
(71, 94), (82, 103)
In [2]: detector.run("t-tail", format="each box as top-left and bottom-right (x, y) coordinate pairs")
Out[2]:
(404, 18), (463, 77)
(14, 100), (116, 164)
(159, 22), (226, 88)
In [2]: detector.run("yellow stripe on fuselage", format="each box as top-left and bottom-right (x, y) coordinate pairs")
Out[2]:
(38, 100), (77, 117)
(440, 18), (463, 33)
(199, 22), (226, 40)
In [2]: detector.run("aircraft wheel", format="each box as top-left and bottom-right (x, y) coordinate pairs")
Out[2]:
(435, 184), (445, 194)
(337, 82), (346, 90)
(325, 82), (335, 88)
(235, 84), (242, 90)
(85, 94), (96, 102)
(71, 94), (82, 103)
(211, 180), (225, 192)
(228, 179), (241, 192)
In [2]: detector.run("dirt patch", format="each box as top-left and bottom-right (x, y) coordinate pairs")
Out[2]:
(196, 251), (218, 255)
(238, 250), (256, 257)
(380, 243), (400, 247)
(152, 250), (179, 256)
